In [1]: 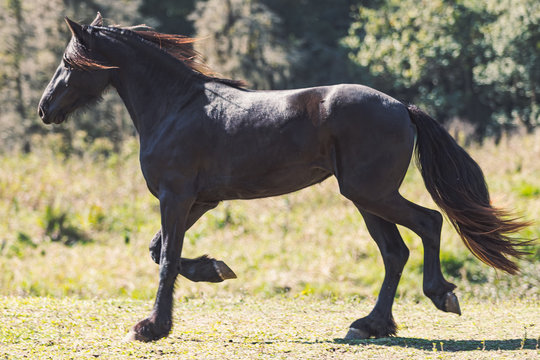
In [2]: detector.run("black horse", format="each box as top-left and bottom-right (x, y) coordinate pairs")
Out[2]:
(38, 13), (529, 342)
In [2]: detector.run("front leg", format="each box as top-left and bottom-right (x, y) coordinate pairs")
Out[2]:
(149, 202), (217, 264)
(127, 188), (194, 342)
(149, 200), (237, 282)
(151, 232), (236, 282)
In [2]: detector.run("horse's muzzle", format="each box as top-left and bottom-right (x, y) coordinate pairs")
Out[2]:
(38, 104), (50, 124)
(38, 103), (65, 124)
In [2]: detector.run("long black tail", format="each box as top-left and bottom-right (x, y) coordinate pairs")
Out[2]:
(407, 104), (531, 274)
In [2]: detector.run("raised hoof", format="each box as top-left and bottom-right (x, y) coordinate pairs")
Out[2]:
(444, 292), (461, 315)
(179, 255), (237, 283)
(344, 327), (370, 340)
(214, 260), (237, 281)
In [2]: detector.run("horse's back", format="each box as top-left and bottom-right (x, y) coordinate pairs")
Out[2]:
(250, 83), (413, 138)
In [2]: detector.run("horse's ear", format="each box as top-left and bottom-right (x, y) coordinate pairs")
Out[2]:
(90, 12), (103, 27)
(65, 17), (85, 41)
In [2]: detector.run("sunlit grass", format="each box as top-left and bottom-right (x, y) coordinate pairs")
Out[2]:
(0, 296), (538, 359)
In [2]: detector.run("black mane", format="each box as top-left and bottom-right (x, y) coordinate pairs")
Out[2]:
(68, 25), (246, 88)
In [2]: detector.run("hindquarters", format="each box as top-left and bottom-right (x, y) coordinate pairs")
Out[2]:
(327, 87), (462, 339)
(325, 85), (415, 204)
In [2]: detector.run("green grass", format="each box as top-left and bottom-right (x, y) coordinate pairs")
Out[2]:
(0, 296), (538, 359)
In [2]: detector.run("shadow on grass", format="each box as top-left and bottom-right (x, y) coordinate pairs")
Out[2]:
(211, 337), (538, 352)
(332, 337), (539, 352)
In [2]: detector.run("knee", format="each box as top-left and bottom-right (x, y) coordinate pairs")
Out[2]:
(159, 259), (180, 280)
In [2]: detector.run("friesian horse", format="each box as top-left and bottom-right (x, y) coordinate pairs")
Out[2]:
(38, 13), (530, 341)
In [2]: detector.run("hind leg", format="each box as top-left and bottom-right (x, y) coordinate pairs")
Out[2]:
(375, 195), (460, 315)
(399, 201), (460, 315)
(345, 209), (409, 339)
(343, 189), (460, 315)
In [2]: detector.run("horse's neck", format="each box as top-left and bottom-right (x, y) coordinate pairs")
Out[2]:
(111, 62), (204, 136)
(95, 33), (202, 134)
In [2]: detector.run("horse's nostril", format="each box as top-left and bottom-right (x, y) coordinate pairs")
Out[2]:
(38, 104), (51, 124)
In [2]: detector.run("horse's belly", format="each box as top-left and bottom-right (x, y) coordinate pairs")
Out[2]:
(198, 165), (333, 201)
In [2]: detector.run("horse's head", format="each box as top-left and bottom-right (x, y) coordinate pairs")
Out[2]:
(38, 13), (115, 124)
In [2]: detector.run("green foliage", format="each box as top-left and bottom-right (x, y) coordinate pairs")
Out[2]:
(42, 204), (91, 246)
(140, 0), (354, 89)
(515, 181), (540, 198)
(344, 0), (539, 137)
(138, 0), (197, 34)
(3, 232), (36, 258)
(0, 0), (141, 152)
(263, 0), (354, 87)
(190, 0), (297, 89)
(475, 0), (540, 132)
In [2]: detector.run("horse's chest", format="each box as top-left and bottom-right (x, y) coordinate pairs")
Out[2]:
(139, 145), (198, 197)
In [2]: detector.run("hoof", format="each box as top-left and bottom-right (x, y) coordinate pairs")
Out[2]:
(214, 260), (237, 281)
(444, 292), (461, 315)
(125, 317), (170, 342)
(344, 327), (370, 340)
(180, 255), (237, 283)
(123, 329), (151, 342)
(347, 315), (397, 339)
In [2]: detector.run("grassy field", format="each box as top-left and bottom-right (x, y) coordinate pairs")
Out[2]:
(0, 130), (539, 358)
(1, 296), (538, 359)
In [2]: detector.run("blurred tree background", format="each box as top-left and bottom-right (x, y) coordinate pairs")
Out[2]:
(0, 0), (538, 152)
